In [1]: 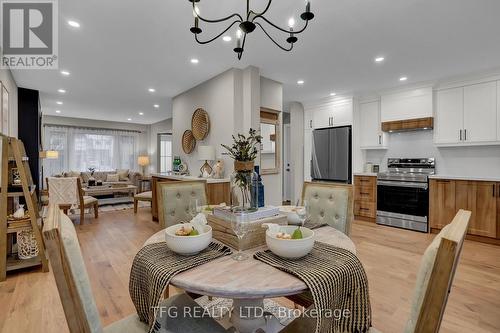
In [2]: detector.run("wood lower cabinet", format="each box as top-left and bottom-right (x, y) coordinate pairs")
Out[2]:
(455, 181), (497, 238)
(354, 175), (377, 220)
(429, 179), (456, 230)
(430, 178), (498, 241)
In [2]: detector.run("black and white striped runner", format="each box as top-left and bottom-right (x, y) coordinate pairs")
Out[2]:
(254, 241), (371, 333)
(129, 242), (232, 327)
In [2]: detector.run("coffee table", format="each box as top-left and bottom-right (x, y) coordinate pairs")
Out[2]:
(83, 185), (137, 205)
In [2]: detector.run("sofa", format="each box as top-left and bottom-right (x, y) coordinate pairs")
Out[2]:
(60, 169), (142, 188)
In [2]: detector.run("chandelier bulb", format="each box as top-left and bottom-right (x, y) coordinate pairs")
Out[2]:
(236, 29), (243, 39)
(288, 17), (295, 29)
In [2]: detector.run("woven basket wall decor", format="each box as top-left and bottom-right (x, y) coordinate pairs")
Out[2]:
(191, 108), (210, 140)
(182, 130), (196, 154)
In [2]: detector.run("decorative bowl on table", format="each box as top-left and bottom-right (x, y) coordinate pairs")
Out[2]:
(278, 206), (304, 225)
(266, 226), (314, 259)
(164, 223), (212, 256)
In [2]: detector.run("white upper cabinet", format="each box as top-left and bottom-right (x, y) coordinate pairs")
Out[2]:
(463, 81), (497, 142)
(305, 98), (353, 129)
(359, 100), (387, 148)
(381, 87), (433, 122)
(434, 79), (499, 146)
(434, 87), (464, 144)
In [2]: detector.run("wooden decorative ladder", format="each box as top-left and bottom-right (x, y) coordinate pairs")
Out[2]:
(0, 135), (49, 281)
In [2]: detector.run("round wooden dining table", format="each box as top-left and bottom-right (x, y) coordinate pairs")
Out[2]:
(143, 226), (356, 333)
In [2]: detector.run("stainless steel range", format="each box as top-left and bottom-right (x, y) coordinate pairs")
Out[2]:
(376, 158), (435, 232)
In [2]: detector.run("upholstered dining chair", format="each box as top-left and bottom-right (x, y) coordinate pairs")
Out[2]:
(301, 181), (353, 236)
(42, 204), (228, 333)
(281, 209), (471, 333)
(47, 177), (99, 224)
(156, 180), (207, 228)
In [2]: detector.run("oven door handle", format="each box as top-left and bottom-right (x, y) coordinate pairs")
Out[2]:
(377, 180), (428, 189)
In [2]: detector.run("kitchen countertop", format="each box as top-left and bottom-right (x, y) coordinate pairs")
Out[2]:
(151, 173), (230, 184)
(353, 172), (378, 177)
(429, 175), (500, 182)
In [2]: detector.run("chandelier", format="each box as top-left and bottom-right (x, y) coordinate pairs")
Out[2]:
(188, 0), (315, 60)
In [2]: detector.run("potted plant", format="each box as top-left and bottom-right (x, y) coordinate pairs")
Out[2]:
(221, 129), (262, 212)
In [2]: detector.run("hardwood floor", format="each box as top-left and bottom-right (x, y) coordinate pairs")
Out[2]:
(1, 208), (499, 333)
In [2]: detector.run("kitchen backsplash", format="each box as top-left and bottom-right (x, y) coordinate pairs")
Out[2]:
(365, 131), (500, 177)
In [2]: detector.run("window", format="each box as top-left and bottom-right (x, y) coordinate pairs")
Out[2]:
(158, 134), (172, 173)
(43, 125), (139, 176)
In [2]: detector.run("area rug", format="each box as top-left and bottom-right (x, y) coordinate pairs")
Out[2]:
(195, 296), (299, 329)
(69, 201), (150, 215)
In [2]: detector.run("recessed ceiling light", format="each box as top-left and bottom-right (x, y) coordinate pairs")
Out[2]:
(148, 88), (156, 93)
(58, 89), (66, 93)
(190, 58), (199, 64)
(154, 104), (159, 108)
(374, 56), (385, 63)
(67, 20), (80, 28)
(127, 118), (132, 121)
(297, 80), (305, 85)
(56, 101), (63, 105)
(138, 112), (144, 116)
(399, 76), (408, 81)
(55, 110), (61, 114)
(330, 92), (336, 96)
(60, 70), (70, 76)
(222, 35), (232, 42)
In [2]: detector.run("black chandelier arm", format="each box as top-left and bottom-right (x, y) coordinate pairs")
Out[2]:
(248, 0), (272, 19)
(194, 20), (242, 45)
(255, 22), (294, 52)
(252, 14), (309, 35)
(192, 1), (243, 24)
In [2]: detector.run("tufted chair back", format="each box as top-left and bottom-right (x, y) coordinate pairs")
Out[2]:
(301, 182), (353, 236)
(157, 180), (207, 228)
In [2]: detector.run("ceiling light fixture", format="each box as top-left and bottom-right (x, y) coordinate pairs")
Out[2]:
(399, 76), (408, 81)
(148, 88), (156, 93)
(67, 20), (80, 28)
(374, 56), (385, 63)
(154, 104), (159, 108)
(330, 92), (336, 96)
(55, 110), (61, 114)
(127, 118), (132, 121)
(56, 101), (63, 105)
(58, 89), (66, 93)
(60, 70), (70, 76)
(190, 58), (199, 64)
(139, 112), (144, 116)
(222, 35), (232, 42)
(297, 80), (304, 85)
(187, 0), (315, 60)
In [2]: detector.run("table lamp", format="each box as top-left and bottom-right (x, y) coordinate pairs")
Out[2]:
(40, 150), (59, 190)
(198, 146), (215, 177)
(138, 155), (150, 176)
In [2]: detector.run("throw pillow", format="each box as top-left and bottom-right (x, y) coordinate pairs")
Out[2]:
(65, 170), (80, 178)
(116, 169), (129, 181)
(106, 173), (120, 182)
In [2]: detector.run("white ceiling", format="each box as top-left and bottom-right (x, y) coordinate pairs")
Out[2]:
(10, 0), (500, 124)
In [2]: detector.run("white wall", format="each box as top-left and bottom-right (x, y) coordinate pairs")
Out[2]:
(289, 102), (304, 203)
(0, 67), (18, 137)
(260, 77), (283, 206)
(149, 118), (172, 174)
(365, 130), (500, 177)
(172, 69), (238, 178)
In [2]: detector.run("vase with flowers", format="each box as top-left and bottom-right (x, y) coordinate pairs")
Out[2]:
(221, 128), (262, 212)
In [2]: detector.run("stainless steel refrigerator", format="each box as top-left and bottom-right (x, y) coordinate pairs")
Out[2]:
(311, 126), (352, 183)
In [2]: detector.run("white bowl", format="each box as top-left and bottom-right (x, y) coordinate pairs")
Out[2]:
(266, 226), (315, 259)
(278, 206), (304, 225)
(164, 223), (212, 256)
